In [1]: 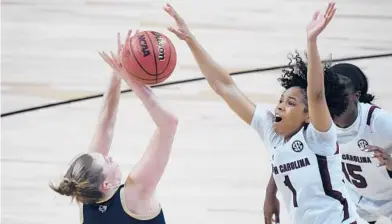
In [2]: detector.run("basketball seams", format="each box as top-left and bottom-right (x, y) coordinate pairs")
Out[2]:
(145, 32), (159, 83)
(126, 69), (165, 84)
(160, 36), (172, 75)
(123, 31), (176, 85)
(129, 34), (156, 76)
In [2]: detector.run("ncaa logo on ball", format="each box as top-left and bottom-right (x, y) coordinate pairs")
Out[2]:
(292, 140), (304, 152)
(357, 139), (369, 150)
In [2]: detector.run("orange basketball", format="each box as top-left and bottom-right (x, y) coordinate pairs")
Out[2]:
(121, 30), (177, 85)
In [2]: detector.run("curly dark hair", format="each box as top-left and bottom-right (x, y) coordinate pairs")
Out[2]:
(278, 51), (348, 117)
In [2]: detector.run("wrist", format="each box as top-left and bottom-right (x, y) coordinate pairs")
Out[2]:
(185, 33), (197, 45)
(266, 187), (278, 195)
(111, 71), (122, 81)
(307, 37), (317, 44)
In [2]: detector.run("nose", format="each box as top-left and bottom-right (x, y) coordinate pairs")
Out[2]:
(277, 102), (284, 111)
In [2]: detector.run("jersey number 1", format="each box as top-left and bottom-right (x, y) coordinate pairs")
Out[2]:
(284, 175), (298, 207)
(341, 162), (368, 188)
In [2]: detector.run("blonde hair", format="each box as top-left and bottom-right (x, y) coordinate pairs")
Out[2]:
(49, 153), (105, 204)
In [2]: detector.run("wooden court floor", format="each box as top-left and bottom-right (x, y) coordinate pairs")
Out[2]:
(1, 0), (392, 223)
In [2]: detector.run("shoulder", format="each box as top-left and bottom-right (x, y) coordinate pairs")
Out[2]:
(306, 120), (337, 141)
(250, 104), (283, 148)
(121, 179), (163, 221)
(250, 104), (274, 136)
(370, 106), (392, 126)
(250, 104), (275, 128)
(305, 122), (338, 156)
(367, 105), (392, 149)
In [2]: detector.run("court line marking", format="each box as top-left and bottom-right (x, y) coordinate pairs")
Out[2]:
(1, 53), (391, 118)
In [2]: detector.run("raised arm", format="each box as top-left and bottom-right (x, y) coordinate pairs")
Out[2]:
(263, 174), (280, 224)
(100, 30), (178, 198)
(123, 79), (178, 196)
(89, 56), (122, 156)
(164, 3), (255, 124)
(306, 3), (336, 132)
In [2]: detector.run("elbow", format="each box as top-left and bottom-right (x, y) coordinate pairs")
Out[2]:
(209, 81), (222, 95)
(163, 115), (179, 131)
(169, 116), (179, 127)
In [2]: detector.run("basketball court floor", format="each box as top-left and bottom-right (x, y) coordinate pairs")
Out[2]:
(1, 0), (392, 223)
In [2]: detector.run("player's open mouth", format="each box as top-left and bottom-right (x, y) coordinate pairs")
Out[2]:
(275, 114), (282, 122)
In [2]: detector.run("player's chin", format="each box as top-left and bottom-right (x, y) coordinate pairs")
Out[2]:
(272, 121), (285, 135)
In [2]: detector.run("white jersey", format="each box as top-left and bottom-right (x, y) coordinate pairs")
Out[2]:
(251, 105), (363, 224)
(337, 103), (392, 201)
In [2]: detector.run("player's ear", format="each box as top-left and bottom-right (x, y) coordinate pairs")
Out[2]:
(100, 180), (111, 191)
(305, 115), (310, 124)
(304, 107), (310, 124)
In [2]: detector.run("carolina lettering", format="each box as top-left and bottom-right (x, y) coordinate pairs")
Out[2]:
(272, 158), (311, 174)
(138, 35), (150, 57)
(342, 154), (372, 163)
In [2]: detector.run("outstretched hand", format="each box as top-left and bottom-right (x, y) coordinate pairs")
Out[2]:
(363, 145), (392, 170)
(163, 3), (193, 42)
(99, 29), (141, 86)
(307, 2), (336, 41)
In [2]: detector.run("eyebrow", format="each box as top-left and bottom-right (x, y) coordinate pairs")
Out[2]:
(288, 96), (297, 101)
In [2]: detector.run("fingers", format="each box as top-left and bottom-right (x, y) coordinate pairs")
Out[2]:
(363, 145), (381, 151)
(328, 8), (336, 21)
(110, 51), (121, 67)
(264, 213), (279, 224)
(167, 27), (188, 39)
(264, 215), (272, 224)
(125, 29), (133, 43)
(164, 3), (183, 23)
(117, 32), (122, 50)
(312, 10), (320, 20)
(362, 145), (391, 167)
(323, 2), (336, 23)
(326, 3), (336, 22)
(99, 51), (122, 71)
(124, 29), (134, 56)
(372, 151), (390, 163)
(117, 32), (123, 56)
(324, 2), (332, 17)
(99, 51), (114, 68)
(274, 213), (280, 224)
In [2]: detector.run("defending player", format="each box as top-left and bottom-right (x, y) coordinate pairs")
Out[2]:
(165, 2), (366, 224)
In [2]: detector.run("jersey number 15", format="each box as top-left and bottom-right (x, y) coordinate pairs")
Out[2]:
(341, 162), (368, 188)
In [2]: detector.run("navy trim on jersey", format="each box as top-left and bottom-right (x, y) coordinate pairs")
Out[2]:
(334, 142), (340, 155)
(365, 105), (392, 179)
(366, 105), (380, 126)
(316, 155), (350, 222)
(82, 184), (166, 224)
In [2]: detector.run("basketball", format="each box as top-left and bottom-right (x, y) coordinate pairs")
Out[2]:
(121, 30), (177, 85)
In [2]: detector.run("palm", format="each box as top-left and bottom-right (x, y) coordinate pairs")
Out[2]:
(307, 17), (327, 39)
(307, 2), (336, 40)
(99, 30), (142, 85)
